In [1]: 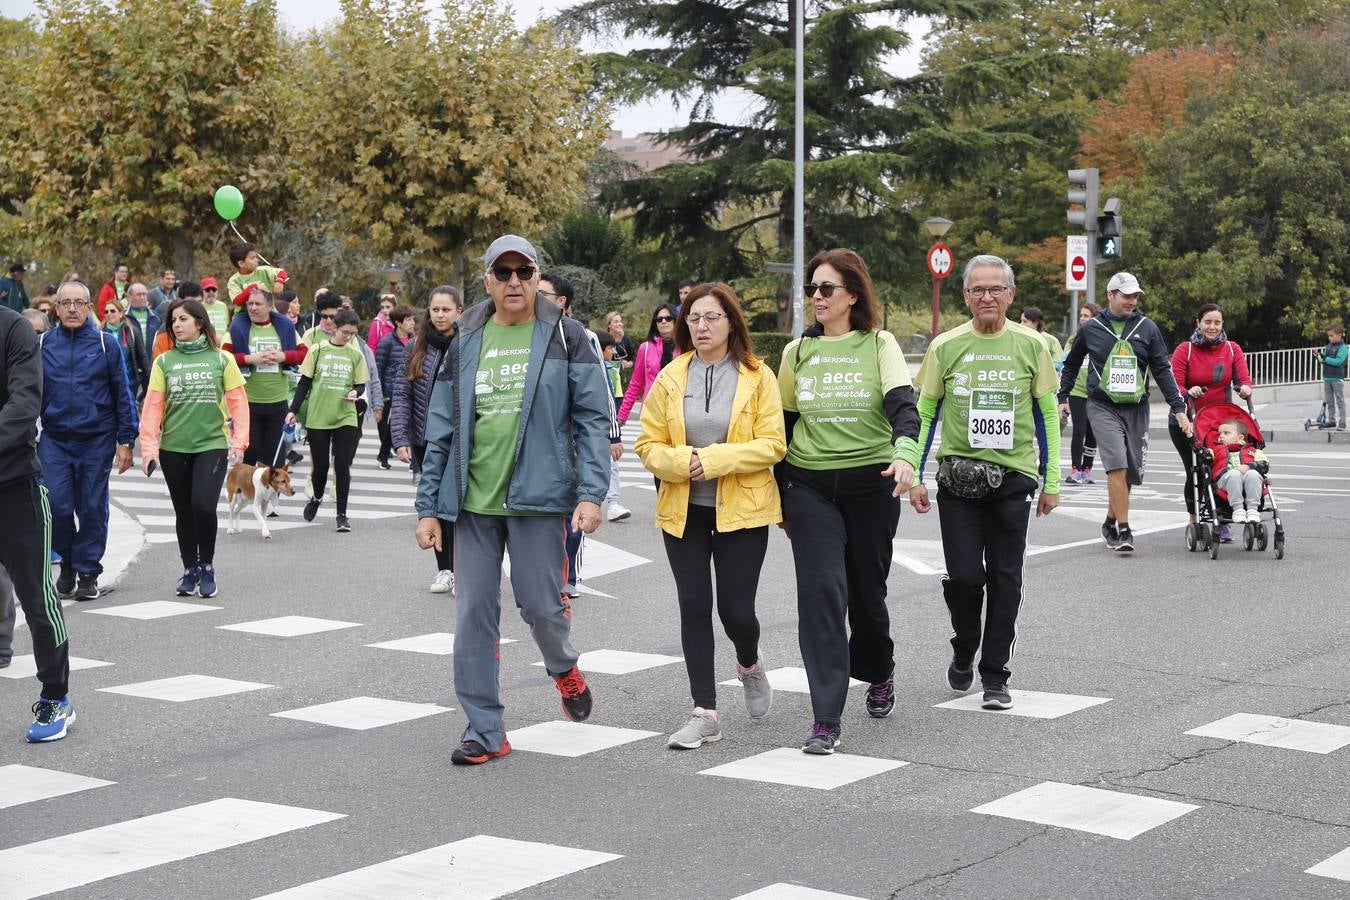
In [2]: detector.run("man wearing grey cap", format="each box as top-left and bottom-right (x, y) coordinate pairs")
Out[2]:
(1057, 272), (1189, 552)
(415, 234), (612, 766)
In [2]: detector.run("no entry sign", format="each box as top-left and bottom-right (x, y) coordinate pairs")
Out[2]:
(927, 243), (953, 279)
(1065, 235), (1089, 290)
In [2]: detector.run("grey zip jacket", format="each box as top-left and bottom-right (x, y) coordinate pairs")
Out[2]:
(415, 295), (611, 521)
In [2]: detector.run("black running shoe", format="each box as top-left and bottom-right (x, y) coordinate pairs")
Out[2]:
(335, 515), (351, 533)
(175, 566), (200, 597)
(1102, 520), (1119, 549)
(947, 657), (975, 692)
(451, 738), (512, 765)
(286, 450), (304, 466)
(56, 562), (75, 598)
(303, 498), (321, 522)
(72, 573), (100, 602)
(865, 676), (895, 718)
(554, 666), (593, 721)
(1114, 525), (1134, 552)
(981, 683), (1013, 710)
(377, 457), (391, 470)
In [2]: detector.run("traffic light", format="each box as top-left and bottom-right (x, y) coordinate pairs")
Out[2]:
(1067, 168), (1099, 232)
(1097, 197), (1121, 259)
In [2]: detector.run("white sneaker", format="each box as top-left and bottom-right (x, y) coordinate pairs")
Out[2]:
(668, 708), (722, 749)
(430, 570), (453, 594)
(606, 503), (632, 522)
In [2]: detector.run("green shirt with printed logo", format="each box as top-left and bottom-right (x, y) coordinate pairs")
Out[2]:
(243, 321), (289, 404)
(149, 347), (245, 453)
(909, 320), (1060, 490)
(202, 299), (231, 338)
(298, 340), (368, 430)
(463, 320), (537, 515)
(778, 329), (913, 470)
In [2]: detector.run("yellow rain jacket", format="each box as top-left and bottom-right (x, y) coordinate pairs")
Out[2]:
(636, 352), (787, 539)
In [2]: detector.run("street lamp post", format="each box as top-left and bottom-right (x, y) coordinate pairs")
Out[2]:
(383, 264), (403, 297)
(923, 217), (953, 339)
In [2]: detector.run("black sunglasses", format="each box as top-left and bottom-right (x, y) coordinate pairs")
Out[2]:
(804, 282), (845, 299)
(655, 315), (675, 323)
(492, 265), (536, 283)
(319, 313), (336, 320)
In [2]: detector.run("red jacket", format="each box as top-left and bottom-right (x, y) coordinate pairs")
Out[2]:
(1207, 434), (1261, 482)
(1171, 340), (1251, 413)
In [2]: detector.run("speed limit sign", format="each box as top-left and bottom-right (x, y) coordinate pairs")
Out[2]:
(927, 244), (953, 279)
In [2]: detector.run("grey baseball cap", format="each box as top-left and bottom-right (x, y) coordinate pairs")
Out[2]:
(1106, 271), (1144, 294)
(484, 235), (538, 270)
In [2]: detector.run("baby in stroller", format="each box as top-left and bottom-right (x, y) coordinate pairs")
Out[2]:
(1207, 419), (1268, 524)
(1188, 400), (1285, 558)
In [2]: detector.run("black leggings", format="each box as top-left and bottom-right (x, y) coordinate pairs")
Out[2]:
(308, 426), (359, 516)
(662, 503), (766, 709)
(1068, 395), (1096, 470)
(413, 444), (454, 571)
(376, 398), (393, 460)
(159, 449), (228, 568)
(243, 400), (288, 467)
(782, 462), (901, 725)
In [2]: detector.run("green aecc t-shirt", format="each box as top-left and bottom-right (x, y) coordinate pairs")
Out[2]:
(910, 320), (1059, 488)
(463, 320), (537, 515)
(299, 340), (368, 430)
(777, 329), (913, 470)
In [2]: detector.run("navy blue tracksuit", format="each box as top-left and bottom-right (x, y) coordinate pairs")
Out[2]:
(39, 319), (138, 577)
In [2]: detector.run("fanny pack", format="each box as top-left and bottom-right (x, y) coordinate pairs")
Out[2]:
(937, 456), (1005, 500)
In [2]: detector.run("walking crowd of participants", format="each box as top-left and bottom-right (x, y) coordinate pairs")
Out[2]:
(0, 234), (1337, 757)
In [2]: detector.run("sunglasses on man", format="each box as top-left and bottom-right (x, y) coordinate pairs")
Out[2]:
(492, 265), (536, 283)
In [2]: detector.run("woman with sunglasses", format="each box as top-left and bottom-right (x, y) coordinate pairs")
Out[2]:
(777, 248), (918, 754)
(138, 299), (249, 599)
(287, 309), (369, 533)
(616, 303), (679, 427)
(636, 283), (785, 749)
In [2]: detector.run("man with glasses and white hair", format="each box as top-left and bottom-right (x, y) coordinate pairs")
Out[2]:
(1058, 271), (1189, 552)
(39, 281), (138, 602)
(905, 254), (1059, 711)
(415, 235), (612, 766)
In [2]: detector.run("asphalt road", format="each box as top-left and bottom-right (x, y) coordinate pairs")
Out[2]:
(3, 423), (1349, 899)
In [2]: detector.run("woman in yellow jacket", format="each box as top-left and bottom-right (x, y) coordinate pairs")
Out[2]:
(637, 282), (787, 750)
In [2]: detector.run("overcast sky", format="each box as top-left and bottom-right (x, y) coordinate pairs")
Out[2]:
(1, 0), (928, 135)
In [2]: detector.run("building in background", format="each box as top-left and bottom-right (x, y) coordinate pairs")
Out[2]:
(601, 131), (693, 173)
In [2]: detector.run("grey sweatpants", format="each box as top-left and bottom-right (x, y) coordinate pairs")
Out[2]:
(1325, 381), (1345, 425)
(453, 511), (579, 753)
(1217, 468), (1263, 509)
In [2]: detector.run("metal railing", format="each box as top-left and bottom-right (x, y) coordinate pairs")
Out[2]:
(1245, 346), (1323, 386)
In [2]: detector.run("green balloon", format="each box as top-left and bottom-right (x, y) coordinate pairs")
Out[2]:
(214, 185), (244, 221)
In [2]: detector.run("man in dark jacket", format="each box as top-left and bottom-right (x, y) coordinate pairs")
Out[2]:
(0, 263), (28, 312)
(1058, 272), (1190, 552)
(0, 304), (74, 741)
(125, 281), (162, 348)
(39, 281), (138, 601)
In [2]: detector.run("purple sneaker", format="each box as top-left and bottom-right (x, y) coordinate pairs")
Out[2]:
(1218, 523), (1233, 543)
(865, 676), (895, 718)
(802, 721), (841, 754)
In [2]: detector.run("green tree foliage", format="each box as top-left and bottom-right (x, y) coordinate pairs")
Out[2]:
(1125, 30), (1350, 344)
(0, 0), (289, 278)
(541, 207), (634, 290)
(559, 0), (1012, 327)
(291, 0), (608, 291)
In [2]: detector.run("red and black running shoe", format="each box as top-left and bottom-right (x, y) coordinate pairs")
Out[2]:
(451, 738), (512, 765)
(554, 666), (593, 722)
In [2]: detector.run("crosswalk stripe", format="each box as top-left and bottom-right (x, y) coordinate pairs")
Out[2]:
(254, 834), (621, 899)
(0, 765), (114, 811)
(0, 797), (344, 899)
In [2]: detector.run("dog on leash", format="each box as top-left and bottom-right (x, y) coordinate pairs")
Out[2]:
(226, 463), (296, 540)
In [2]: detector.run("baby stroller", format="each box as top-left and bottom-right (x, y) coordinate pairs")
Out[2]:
(1184, 401), (1286, 560)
